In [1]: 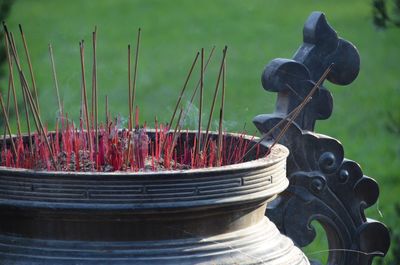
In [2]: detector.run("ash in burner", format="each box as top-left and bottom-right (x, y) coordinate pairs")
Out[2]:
(1, 126), (268, 172)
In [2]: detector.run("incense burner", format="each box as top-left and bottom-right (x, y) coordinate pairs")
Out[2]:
(0, 132), (308, 265)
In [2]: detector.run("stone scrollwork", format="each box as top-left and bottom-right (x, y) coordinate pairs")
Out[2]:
(254, 11), (390, 265)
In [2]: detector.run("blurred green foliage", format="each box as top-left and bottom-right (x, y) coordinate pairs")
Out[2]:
(372, 0), (400, 28)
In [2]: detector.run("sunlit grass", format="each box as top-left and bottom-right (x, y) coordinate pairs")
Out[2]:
(1, 0), (399, 262)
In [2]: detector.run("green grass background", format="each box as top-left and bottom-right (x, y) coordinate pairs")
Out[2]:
(1, 0), (399, 263)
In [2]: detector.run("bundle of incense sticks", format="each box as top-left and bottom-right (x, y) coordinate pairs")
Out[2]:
(0, 23), (332, 172)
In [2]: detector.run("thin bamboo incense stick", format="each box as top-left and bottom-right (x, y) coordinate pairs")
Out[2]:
(267, 64), (334, 151)
(19, 24), (40, 115)
(21, 80), (33, 153)
(3, 43), (12, 117)
(168, 106), (184, 161)
(49, 44), (62, 115)
(131, 28), (141, 117)
(160, 51), (200, 155)
(186, 46), (215, 106)
(196, 48), (204, 159)
(179, 46), (216, 130)
(5, 75), (11, 116)
(216, 108), (223, 166)
(5, 33), (22, 137)
(5, 27), (41, 139)
(3, 75), (12, 150)
(18, 69), (57, 167)
(91, 71), (94, 123)
(7, 32), (33, 156)
(239, 64), (334, 161)
(90, 28), (96, 124)
(125, 44), (133, 168)
(217, 56), (226, 166)
(92, 28), (99, 153)
(0, 93), (17, 160)
(6, 27), (41, 138)
(238, 97), (308, 162)
(128, 44), (133, 131)
(203, 46), (227, 152)
(105, 95), (109, 127)
(168, 51), (200, 129)
(79, 41), (93, 154)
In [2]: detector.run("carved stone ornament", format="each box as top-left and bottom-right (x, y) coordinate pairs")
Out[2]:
(253, 11), (391, 265)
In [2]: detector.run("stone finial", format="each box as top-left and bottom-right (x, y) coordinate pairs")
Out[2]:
(294, 11), (360, 85)
(255, 12), (360, 131)
(255, 11), (390, 265)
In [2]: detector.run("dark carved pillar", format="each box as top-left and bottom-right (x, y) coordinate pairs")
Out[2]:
(254, 11), (390, 265)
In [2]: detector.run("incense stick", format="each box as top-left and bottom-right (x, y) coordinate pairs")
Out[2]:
(267, 64), (334, 150)
(239, 95), (314, 162)
(5, 75), (11, 117)
(5, 27), (41, 139)
(131, 28), (141, 118)
(19, 24), (40, 115)
(90, 28), (96, 125)
(168, 106), (184, 161)
(3, 75), (12, 150)
(0, 93), (17, 160)
(21, 80), (33, 154)
(0, 24), (283, 172)
(92, 28), (99, 154)
(7, 28), (42, 154)
(49, 44), (62, 115)
(5, 26), (40, 130)
(125, 44), (134, 168)
(196, 48), (204, 159)
(3, 38), (12, 118)
(4, 33), (22, 138)
(203, 46), (227, 152)
(216, 55), (226, 166)
(128, 44), (133, 131)
(7, 32), (33, 154)
(168, 51), (200, 129)
(160, 51), (200, 155)
(239, 63), (334, 161)
(105, 95), (109, 127)
(18, 68), (57, 167)
(179, 46), (216, 130)
(79, 41), (93, 154)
